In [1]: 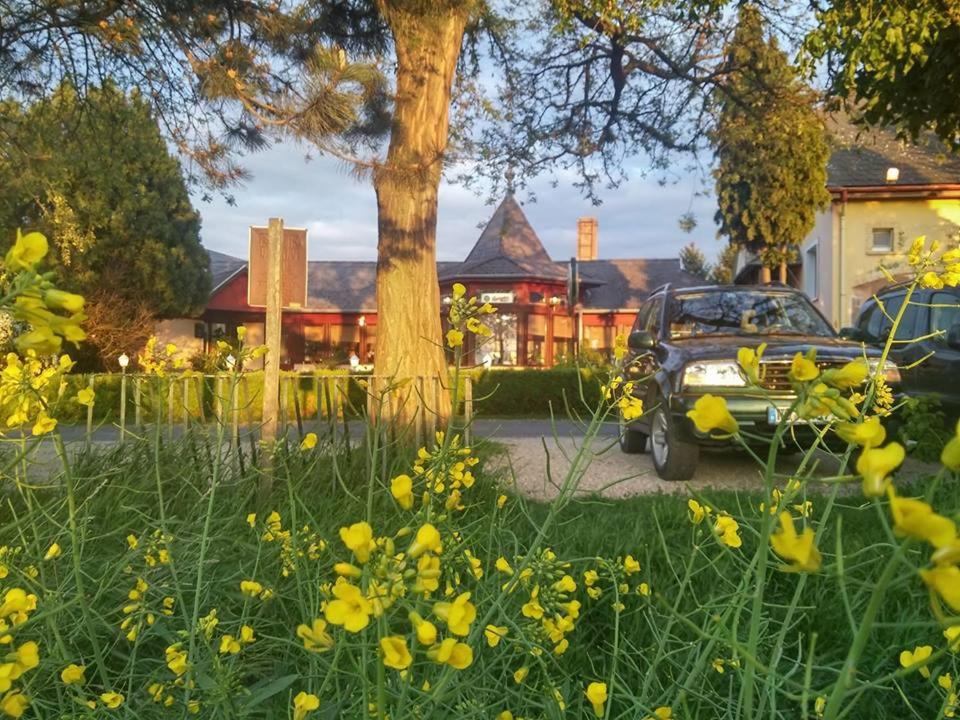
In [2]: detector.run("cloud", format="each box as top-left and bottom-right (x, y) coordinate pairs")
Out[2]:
(192, 142), (724, 266)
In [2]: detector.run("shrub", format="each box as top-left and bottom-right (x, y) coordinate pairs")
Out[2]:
(471, 367), (603, 417)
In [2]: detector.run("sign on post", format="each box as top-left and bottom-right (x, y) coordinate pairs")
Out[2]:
(247, 226), (308, 308)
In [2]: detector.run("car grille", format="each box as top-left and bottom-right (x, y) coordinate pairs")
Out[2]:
(759, 359), (849, 392)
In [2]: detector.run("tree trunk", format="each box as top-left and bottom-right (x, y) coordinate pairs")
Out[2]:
(372, 2), (471, 431)
(759, 265), (772, 284)
(778, 260), (788, 284)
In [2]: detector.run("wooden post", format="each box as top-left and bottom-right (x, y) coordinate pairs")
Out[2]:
(261, 217), (284, 445)
(167, 381), (175, 440)
(119, 370), (127, 445)
(85, 375), (95, 443)
(134, 377), (142, 428)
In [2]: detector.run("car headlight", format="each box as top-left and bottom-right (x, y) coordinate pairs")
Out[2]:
(681, 361), (747, 389)
(868, 358), (901, 384)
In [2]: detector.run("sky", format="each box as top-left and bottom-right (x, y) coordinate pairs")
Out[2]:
(191, 139), (724, 266)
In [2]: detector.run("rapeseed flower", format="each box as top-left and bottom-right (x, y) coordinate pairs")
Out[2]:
(585, 681), (607, 717)
(513, 666), (529, 684)
(390, 474), (414, 510)
(821, 359), (868, 390)
(688, 499), (711, 524)
(409, 612), (438, 645)
(75, 388), (95, 407)
(789, 351), (819, 382)
(219, 635), (241, 655)
(433, 592), (476, 636)
(921, 565), (960, 612)
(714, 514), (742, 548)
(339, 522), (376, 563)
(835, 415), (886, 448)
(293, 692), (320, 720)
(485, 624), (508, 647)
(623, 555), (640, 575)
(0, 691), (28, 718)
(446, 329), (464, 348)
(239, 580), (263, 597)
(770, 512), (821, 572)
(856, 442), (905, 497)
(43, 543), (60, 561)
(100, 691), (124, 709)
(380, 636), (412, 670)
(296, 618), (334, 652)
(943, 420), (960, 471)
(687, 394), (738, 435)
(646, 708), (673, 720)
(888, 490), (957, 548)
(408, 523), (442, 558)
(899, 645), (933, 678)
(60, 663), (85, 685)
(736, 344), (766, 384)
(324, 582), (372, 632)
(299, 432), (317, 450)
(427, 638), (473, 669)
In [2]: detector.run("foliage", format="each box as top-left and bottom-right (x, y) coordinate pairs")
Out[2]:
(679, 242), (711, 280)
(710, 242), (740, 284)
(804, 0), (960, 150)
(472, 368), (603, 417)
(712, 5), (830, 273)
(898, 394), (951, 464)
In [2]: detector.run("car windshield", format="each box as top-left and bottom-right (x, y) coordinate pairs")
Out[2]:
(667, 290), (834, 339)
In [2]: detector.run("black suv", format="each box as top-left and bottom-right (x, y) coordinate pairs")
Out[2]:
(619, 284), (901, 481)
(851, 284), (960, 420)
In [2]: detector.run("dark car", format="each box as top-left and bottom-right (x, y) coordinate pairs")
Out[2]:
(619, 284), (901, 481)
(851, 284), (960, 420)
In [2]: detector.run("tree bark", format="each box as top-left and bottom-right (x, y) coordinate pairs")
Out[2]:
(372, 2), (471, 430)
(759, 265), (772, 284)
(778, 260), (787, 284)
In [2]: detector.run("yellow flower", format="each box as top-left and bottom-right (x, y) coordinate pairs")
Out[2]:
(219, 634), (241, 655)
(75, 388), (95, 407)
(789, 351), (819, 382)
(0, 691), (29, 718)
(899, 645), (933, 678)
(165, 644), (189, 677)
(941, 673), (954, 690)
(585, 681), (607, 718)
(126, 534), (139, 550)
(554, 574), (577, 592)
(299, 432), (317, 450)
(921, 564), (960, 612)
(324, 582), (372, 632)
(638, 582), (650, 596)
(409, 612), (438, 645)
(821, 360), (868, 390)
(943, 420), (960, 471)
(427, 637), (473, 669)
(100, 691), (124, 709)
(485, 624), (508, 647)
(712, 658), (725, 673)
(497, 494), (508, 508)
(623, 555), (640, 575)
(613, 333), (628, 361)
(686, 394), (738, 435)
(714, 514), (742, 548)
(296, 618), (334, 653)
(495, 557), (513, 575)
(736, 343), (766, 384)
(770, 512), (821, 572)
(945, 625), (960, 651)
(688, 499), (711, 524)
(240, 625), (255, 644)
(452, 283), (466, 299)
(646, 708), (673, 720)
(245, 514), (256, 528)
(5, 229), (49, 271)
(513, 666), (529, 684)
(433, 592), (476, 636)
(380, 635), (412, 670)
(60, 663), (85, 685)
(239, 580), (263, 597)
(497, 712), (514, 720)
(408, 523), (442, 558)
(446, 329), (464, 348)
(31, 412), (56, 436)
(43, 542), (61, 561)
(834, 416), (886, 448)
(339, 521), (376, 563)
(293, 691), (320, 720)
(889, 490), (957, 548)
(391, 474), (414, 510)
(856, 442), (905, 497)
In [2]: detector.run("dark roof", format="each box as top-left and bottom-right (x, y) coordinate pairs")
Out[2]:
(439, 195), (567, 281)
(307, 261), (377, 311)
(575, 259), (704, 309)
(827, 114), (960, 187)
(209, 249), (247, 290)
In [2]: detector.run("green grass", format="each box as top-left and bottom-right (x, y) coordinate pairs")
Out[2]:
(0, 426), (956, 719)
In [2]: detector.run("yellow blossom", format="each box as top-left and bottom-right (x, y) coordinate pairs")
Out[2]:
(736, 343), (766, 384)
(391, 474), (414, 510)
(409, 612), (438, 645)
(922, 565), (960, 613)
(585, 682), (607, 718)
(60, 663), (85, 685)
(821, 359), (868, 390)
(942, 673), (954, 690)
(452, 283), (466, 298)
(5, 230), (48, 271)
(100, 691), (124, 709)
(899, 645), (933, 678)
(946, 625), (960, 651)
(835, 415), (886, 448)
(686, 394), (738, 435)
(427, 638), (473, 669)
(43, 542), (61, 561)
(339, 522), (376, 563)
(554, 574), (577, 592)
(856, 442), (905, 497)
(770, 512), (821, 572)
(789, 351), (819, 382)
(446, 329), (464, 348)
(646, 708), (673, 720)
(0, 692), (28, 718)
(433, 592), (476, 636)
(943, 420), (960, 471)
(485, 624), (508, 647)
(380, 635), (412, 670)
(239, 580), (263, 597)
(409, 523), (442, 558)
(513, 666), (529, 684)
(324, 582), (372, 633)
(623, 555), (640, 575)
(299, 432), (317, 450)
(888, 490), (957, 548)
(293, 691), (320, 720)
(497, 494), (508, 508)
(714, 514), (742, 548)
(31, 413), (56, 436)
(688, 499), (711, 524)
(219, 634), (241, 655)
(75, 388), (95, 407)
(296, 618), (334, 653)
(495, 557), (513, 575)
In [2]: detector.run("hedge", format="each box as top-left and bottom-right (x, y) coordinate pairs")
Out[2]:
(469, 367), (603, 417)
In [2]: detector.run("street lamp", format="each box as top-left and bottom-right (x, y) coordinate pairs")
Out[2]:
(358, 315), (366, 363)
(118, 353), (130, 443)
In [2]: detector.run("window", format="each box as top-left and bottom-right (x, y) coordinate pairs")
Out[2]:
(864, 293), (921, 342)
(646, 298), (664, 337)
(871, 228), (894, 252)
(666, 290), (833, 339)
(803, 244), (818, 298)
(929, 292), (960, 344)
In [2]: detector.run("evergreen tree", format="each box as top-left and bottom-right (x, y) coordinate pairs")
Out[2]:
(712, 4), (830, 283)
(710, 242), (740, 285)
(679, 242), (711, 280)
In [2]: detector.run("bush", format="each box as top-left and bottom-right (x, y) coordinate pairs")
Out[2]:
(471, 367), (604, 417)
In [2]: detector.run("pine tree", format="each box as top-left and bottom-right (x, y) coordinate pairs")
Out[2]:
(710, 243), (740, 285)
(712, 4), (830, 283)
(679, 242), (711, 280)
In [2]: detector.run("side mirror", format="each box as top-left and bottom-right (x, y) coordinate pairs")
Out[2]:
(948, 322), (960, 350)
(839, 326), (866, 342)
(628, 330), (656, 351)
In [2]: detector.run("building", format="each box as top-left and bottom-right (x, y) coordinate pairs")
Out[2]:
(158, 195), (701, 368)
(736, 116), (960, 327)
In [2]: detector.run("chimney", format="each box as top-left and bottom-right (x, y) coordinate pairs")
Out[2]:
(576, 217), (598, 261)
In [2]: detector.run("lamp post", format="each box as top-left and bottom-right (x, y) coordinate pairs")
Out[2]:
(358, 315), (366, 363)
(118, 353), (129, 444)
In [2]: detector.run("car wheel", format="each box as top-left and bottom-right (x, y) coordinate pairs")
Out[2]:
(649, 406), (700, 481)
(618, 413), (648, 454)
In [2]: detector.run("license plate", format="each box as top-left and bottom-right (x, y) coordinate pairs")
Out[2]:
(767, 407), (825, 426)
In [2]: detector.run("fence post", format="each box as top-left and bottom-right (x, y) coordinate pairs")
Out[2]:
(231, 376), (240, 450)
(464, 375), (473, 447)
(134, 377), (142, 428)
(167, 380), (175, 440)
(119, 370), (127, 445)
(85, 375), (95, 444)
(182, 376), (190, 429)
